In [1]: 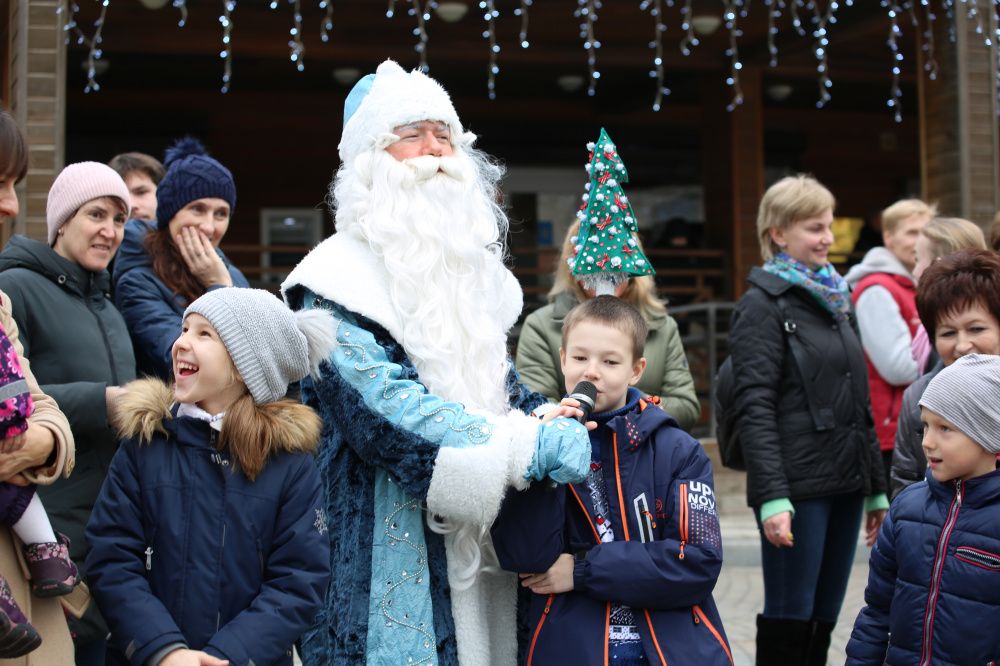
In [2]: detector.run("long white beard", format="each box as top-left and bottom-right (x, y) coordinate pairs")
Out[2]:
(332, 148), (514, 411)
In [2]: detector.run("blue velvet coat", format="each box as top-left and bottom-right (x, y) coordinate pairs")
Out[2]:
(286, 289), (547, 666)
(847, 468), (1000, 666)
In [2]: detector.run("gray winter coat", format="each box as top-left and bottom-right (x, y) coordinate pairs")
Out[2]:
(0, 234), (137, 644)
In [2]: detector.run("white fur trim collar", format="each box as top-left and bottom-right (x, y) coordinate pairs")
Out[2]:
(281, 233), (524, 341)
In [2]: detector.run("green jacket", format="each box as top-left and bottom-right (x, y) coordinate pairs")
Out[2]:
(515, 291), (700, 430)
(0, 234), (137, 645)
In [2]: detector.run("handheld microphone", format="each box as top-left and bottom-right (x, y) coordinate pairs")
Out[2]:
(546, 381), (597, 491)
(567, 381), (597, 424)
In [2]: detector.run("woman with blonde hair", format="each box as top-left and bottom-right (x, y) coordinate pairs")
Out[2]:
(516, 220), (699, 430)
(728, 174), (886, 665)
(908, 216), (986, 374)
(912, 216), (987, 281)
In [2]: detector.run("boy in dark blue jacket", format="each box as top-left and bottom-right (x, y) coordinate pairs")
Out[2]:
(847, 353), (1000, 666)
(492, 296), (732, 666)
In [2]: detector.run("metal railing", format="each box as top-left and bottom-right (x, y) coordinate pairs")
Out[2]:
(667, 301), (736, 439)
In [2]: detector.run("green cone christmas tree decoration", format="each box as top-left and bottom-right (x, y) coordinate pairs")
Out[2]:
(570, 128), (654, 295)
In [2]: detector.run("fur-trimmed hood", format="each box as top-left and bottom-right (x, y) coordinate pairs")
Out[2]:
(114, 377), (321, 455)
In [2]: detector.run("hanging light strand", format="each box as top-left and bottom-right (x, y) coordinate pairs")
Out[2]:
(287, 0), (305, 71)
(905, 0), (919, 28)
(575, 0), (602, 96)
(722, 0), (744, 111)
(679, 0), (699, 56)
(789, 0), (808, 36)
(58, 2), (82, 46)
(514, 0), (532, 48)
(319, 0), (333, 43)
(808, 0), (838, 108)
(886, 0), (904, 123)
(408, 0), (431, 72)
(640, 0), (670, 111)
(481, 0), (500, 99)
(941, 0), (956, 43)
(922, 1), (939, 81)
(959, 0), (988, 45)
(219, 0), (235, 93)
(766, 0), (781, 66)
(173, 0), (188, 27)
(60, 0), (110, 93)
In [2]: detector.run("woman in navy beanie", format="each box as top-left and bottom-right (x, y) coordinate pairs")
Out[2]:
(113, 137), (249, 380)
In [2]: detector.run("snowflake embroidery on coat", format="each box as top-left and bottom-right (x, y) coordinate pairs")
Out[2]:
(329, 316), (492, 444)
(314, 508), (329, 535)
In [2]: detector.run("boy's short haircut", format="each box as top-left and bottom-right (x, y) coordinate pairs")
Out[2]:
(562, 295), (648, 360)
(108, 151), (166, 185)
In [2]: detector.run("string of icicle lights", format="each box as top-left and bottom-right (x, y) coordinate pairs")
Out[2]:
(58, 0), (1000, 121)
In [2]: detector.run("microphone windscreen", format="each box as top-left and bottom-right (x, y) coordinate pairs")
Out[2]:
(568, 381), (597, 421)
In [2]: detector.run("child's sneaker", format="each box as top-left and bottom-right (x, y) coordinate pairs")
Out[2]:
(0, 574), (42, 658)
(23, 533), (79, 598)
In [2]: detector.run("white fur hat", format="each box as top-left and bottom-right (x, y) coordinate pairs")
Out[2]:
(338, 59), (468, 167)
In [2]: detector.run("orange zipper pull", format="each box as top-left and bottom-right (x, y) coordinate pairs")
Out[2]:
(692, 608), (700, 624)
(678, 541), (686, 560)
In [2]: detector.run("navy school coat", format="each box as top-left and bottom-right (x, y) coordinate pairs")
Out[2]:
(85, 391), (330, 666)
(491, 392), (733, 666)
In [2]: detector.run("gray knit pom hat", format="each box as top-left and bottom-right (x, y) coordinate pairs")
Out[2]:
(184, 288), (335, 404)
(920, 353), (1000, 454)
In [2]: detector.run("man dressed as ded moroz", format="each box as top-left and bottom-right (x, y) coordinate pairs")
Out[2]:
(282, 60), (591, 666)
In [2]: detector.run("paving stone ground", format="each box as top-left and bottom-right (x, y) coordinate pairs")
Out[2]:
(710, 440), (871, 666)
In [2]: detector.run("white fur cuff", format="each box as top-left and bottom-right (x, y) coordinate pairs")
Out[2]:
(425, 411), (540, 526)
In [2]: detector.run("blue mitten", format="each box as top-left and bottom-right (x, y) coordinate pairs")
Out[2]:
(525, 417), (591, 485)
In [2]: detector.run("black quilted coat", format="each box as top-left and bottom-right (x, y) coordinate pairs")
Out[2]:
(729, 268), (885, 508)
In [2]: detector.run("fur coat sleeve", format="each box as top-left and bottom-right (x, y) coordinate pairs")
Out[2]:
(301, 296), (541, 527)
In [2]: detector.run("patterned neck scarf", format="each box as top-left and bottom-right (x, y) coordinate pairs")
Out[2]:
(763, 252), (852, 322)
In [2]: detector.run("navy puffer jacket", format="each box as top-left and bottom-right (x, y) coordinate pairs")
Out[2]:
(85, 380), (330, 666)
(846, 468), (1000, 666)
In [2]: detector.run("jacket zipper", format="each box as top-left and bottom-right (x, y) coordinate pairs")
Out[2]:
(919, 479), (963, 666)
(615, 432), (669, 665)
(84, 284), (120, 385)
(525, 594), (555, 666)
(692, 605), (734, 665)
(144, 546), (153, 571)
(214, 430), (225, 635)
(679, 483), (688, 560)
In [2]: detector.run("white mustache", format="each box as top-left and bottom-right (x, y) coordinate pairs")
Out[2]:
(402, 155), (465, 183)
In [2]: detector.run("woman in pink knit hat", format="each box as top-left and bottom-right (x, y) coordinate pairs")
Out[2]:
(0, 157), (136, 665)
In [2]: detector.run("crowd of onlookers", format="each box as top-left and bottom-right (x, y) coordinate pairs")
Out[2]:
(2, 86), (1000, 666)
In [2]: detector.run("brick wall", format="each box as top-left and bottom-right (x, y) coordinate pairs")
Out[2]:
(5, 0), (65, 245)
